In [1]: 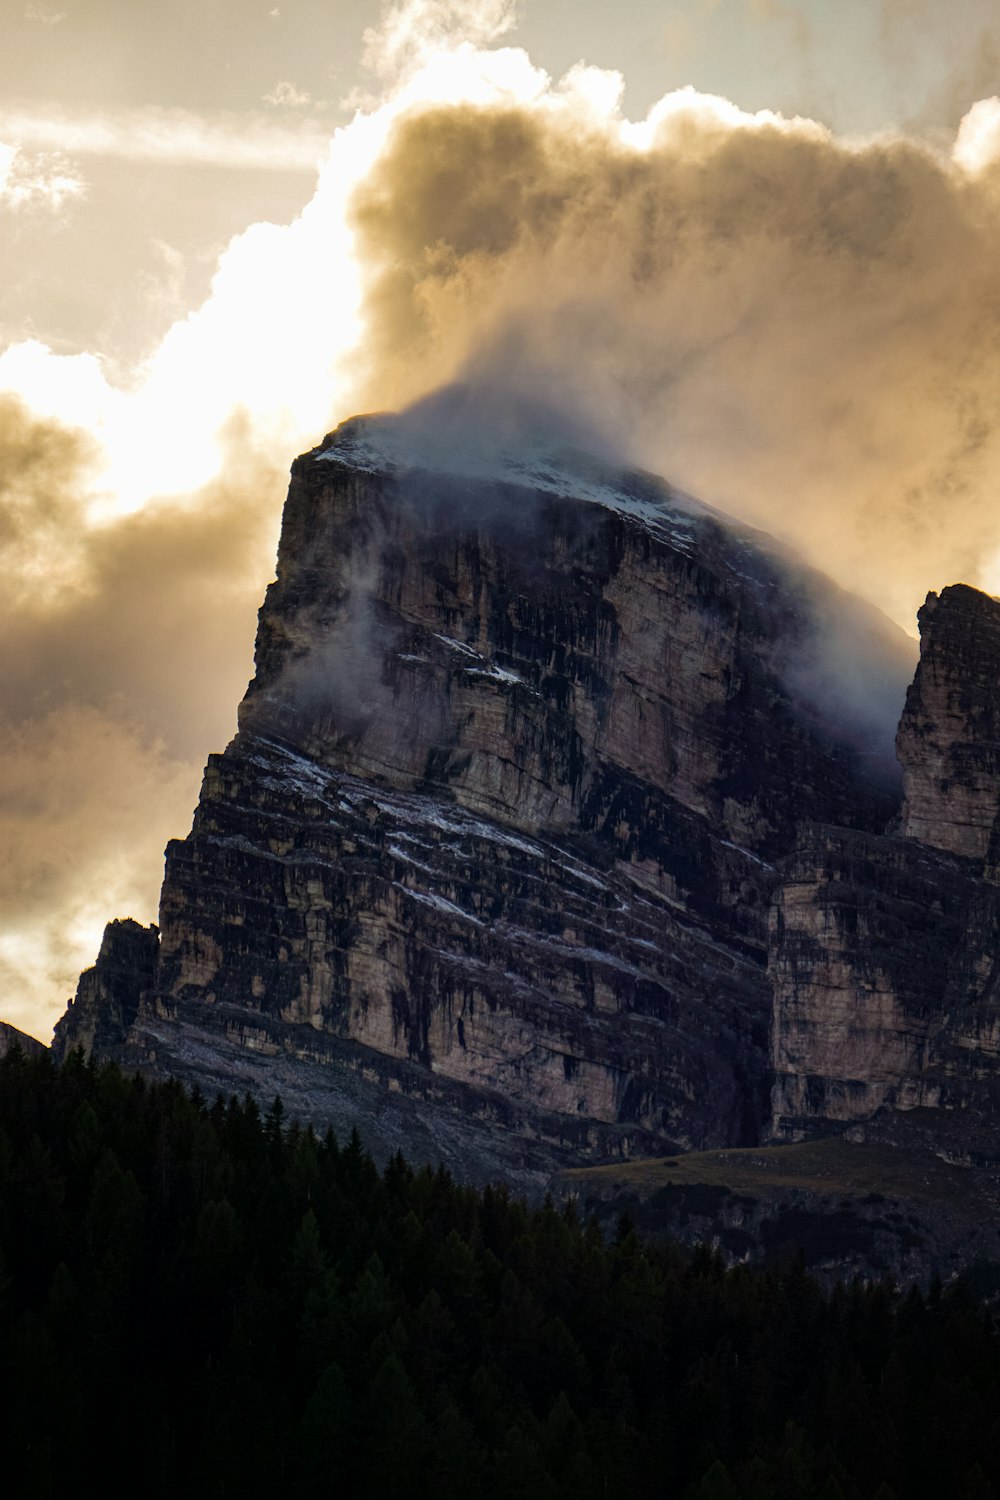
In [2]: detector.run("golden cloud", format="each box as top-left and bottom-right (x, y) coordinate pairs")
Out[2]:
(0, 397), (285, 1037)
(349, 91), (1000, 625)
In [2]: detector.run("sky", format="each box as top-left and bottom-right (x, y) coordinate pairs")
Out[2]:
(4, 0), (1000, 1041)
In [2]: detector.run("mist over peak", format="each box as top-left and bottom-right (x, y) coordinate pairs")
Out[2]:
(350, 92), (1000, 629)
(403, 380), (623, 462)
(310, 381), (916, 776)
(319, 380), (622, 484)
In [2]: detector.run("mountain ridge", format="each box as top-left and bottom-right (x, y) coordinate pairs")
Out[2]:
(44, 399), (1000, 1216)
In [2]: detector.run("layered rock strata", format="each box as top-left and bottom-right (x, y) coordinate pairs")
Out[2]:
(55, 919), (158, 1060)
(53, 408), (912, 1178)
(770, 585), (1000, 1139)
(898, 585), (1000, 862)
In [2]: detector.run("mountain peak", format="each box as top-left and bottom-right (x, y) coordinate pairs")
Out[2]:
(314, 383), (710, 543)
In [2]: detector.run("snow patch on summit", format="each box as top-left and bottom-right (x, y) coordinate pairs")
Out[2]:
(316, 408), (702, 550)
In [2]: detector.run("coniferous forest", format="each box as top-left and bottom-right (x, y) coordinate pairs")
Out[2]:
(2, 1048), (1000, 1499)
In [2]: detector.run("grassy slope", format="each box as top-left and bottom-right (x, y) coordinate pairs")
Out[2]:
(558, 1134), (997, 1215)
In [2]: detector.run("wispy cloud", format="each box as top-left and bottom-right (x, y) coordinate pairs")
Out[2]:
(0, 140), (83, 211)
(263, 80), (313, 109)
(24, 3), (65, 25)
(362, 0), (518, 81)
(0, 104), (330, 171)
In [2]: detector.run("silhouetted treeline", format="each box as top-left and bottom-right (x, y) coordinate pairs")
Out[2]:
(1, 1046), (998, 1500)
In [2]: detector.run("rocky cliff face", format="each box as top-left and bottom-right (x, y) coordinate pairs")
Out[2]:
(769, 585), (1000, 1140)
(54, 919), (158, 1060)
(50, 395), (1000, 1185)
(52, 399), (920, 1182)
(898, 585), (1000, 863)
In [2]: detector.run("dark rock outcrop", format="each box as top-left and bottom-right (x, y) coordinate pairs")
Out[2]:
(0, 1021), (47, 1058)
(54, 919), (159, 1060)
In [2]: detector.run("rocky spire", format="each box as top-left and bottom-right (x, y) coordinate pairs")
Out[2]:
(897, 583), (1000, 865)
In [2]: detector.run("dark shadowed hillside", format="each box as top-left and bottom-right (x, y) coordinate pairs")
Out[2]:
(3, 1045), (1000, 1500)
